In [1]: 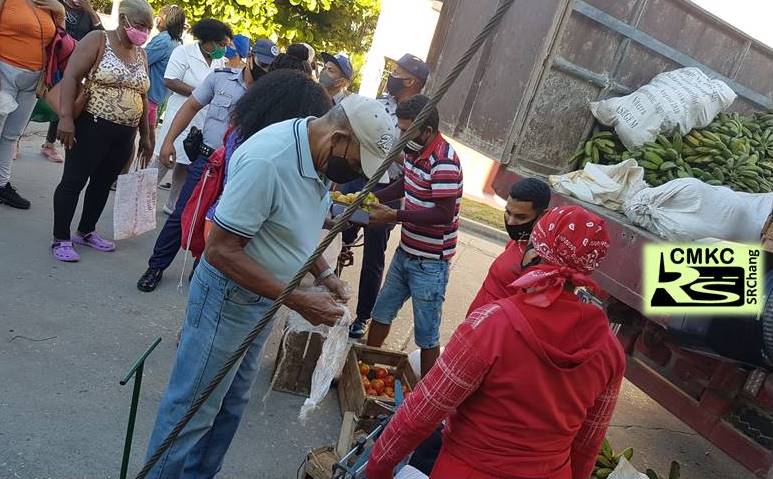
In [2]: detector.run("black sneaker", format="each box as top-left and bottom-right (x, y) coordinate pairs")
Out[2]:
(349, 318), (369, 339)
(137, 268), (163, 292)
(0, 183), (30, 209)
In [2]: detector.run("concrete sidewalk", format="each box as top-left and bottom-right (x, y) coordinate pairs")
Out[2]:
(0, 124), (755, 478)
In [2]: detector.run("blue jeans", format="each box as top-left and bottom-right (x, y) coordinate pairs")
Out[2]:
(148, 152), (209, 270)
(371, 248), (450, 349)
(143, 257), (275, 479)
(340, 178), (399, 321)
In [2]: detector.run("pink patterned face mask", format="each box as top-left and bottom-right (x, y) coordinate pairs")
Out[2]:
(124, 18), (149, 46)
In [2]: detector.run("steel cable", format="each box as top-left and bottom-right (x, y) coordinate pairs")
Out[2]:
(135, 1), (515, 476)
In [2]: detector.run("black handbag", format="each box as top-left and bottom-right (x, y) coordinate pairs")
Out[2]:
(183, 126), (203, 162)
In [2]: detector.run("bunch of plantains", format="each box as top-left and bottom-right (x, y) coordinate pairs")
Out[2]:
(570, 111), (773, 193)
(592, 438), (681, 479)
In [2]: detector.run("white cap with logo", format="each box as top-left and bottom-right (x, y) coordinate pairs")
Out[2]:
(340, 95), (397, 184)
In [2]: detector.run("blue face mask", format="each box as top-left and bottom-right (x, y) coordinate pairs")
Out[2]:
(225, 46), (239, 60)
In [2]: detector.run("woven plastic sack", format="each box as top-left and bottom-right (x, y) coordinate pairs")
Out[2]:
(590, 67), (736, 149)
(623, 177), (773, 241)
(114, 168), (158, 240)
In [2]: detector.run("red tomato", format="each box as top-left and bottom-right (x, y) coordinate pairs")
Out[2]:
(384, 387), (394, 398)
(374, 367), (389, 379)
(383, 375), (395, 387)
(359, 364), (370, 376)
(370, 378), (385, 394)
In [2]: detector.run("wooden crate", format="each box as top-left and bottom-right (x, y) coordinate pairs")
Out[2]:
(304, 445), (339, 479)
(338, 344), (418, 418)
(271, 330), (324, 397)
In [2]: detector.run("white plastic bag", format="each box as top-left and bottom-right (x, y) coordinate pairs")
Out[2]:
(590, 67), (736, 149)
(114, 168), (158, 240)
(609, 457), (649, 479)
(549, 159), (648, 212)
(623, 177), (773, 241)
(299, 304), (352, 421)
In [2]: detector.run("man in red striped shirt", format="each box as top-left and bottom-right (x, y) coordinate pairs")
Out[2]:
(367, 94), (463, 376)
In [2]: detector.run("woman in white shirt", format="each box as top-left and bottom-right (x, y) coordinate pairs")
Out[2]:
(152, 18), (231, 213)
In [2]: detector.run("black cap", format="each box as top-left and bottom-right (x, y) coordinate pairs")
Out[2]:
(396, 53), (430, 85)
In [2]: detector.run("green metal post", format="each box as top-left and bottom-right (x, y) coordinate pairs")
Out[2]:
(120, 361), (144, 479)
(119, 337), (162, 479)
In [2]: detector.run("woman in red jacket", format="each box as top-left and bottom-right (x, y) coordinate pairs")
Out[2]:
(366, 205), (625, 479)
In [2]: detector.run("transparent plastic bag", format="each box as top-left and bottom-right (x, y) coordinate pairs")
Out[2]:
(299, 303), (353, 421)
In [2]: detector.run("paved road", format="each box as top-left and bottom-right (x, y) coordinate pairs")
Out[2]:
(0, 124), (755, 478)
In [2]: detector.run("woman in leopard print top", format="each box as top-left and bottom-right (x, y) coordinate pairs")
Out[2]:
(51, 0), (154, 262)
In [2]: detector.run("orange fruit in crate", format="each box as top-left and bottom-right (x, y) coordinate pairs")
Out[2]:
(374, 367), (389, 379)
(366, 388), (378, 396)
(359, 363), (370, 376)
(384, 387), (394, 398)
(371, 378), (385, 394)
(361, 376), (370, 390)
(384, 375), (395, 387)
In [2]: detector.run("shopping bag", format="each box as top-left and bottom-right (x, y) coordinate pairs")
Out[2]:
(114, 168), (158, 240)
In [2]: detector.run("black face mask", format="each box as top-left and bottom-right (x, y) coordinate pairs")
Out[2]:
(326, 140), (361, 184)
(251, 61), (267, 81)
(403, 129), (431, 155)
(506, 218), (536, 241)
(386, 74), (406, 96)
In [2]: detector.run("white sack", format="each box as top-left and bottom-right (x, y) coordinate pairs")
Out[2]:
(549, 159), (648, 212)
(609, 457), (649, 479)
(623, 178), (773, 241)
(590, 67), (736, 149)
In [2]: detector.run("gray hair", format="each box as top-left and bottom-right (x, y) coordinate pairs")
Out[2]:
(326, 104), (352, 131)
(119, 0), (153, 23)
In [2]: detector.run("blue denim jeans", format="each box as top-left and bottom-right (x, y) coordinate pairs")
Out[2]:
(371, 248), (450, 348)
(143, 257), (274, 479)
(148, 152), (209, 270)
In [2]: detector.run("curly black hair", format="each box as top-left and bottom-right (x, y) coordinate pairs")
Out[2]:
(286, 43), (312, 62)
(395, 94), (439, 132)
(268, 53), (313, 77)
(230, 70), (332, 140)
(190, 18), (232, 43)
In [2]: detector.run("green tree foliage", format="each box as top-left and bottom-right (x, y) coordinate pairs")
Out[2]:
(147, 0), (380, 90)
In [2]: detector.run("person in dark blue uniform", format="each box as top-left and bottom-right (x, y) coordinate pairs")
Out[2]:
(136, 39), (266, 292)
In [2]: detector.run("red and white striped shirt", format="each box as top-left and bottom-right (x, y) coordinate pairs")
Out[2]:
(401, 134), (463, 260)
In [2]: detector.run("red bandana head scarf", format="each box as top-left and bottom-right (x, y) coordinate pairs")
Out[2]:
(510, 205), (610, 307)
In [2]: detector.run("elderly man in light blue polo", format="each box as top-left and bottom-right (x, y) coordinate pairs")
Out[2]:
(143, 94), (397, 478)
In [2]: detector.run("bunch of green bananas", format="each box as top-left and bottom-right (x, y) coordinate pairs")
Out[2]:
(569, 131), (626, 168)
(633, 129), (772, 192)
(645, 461), (681, 479)
(592, 439), (633, 479)
(568, 110), (773, 193)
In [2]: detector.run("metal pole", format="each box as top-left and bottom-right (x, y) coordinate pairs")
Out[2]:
(120, 361), (144, 479)
(119, 337), (162, 479)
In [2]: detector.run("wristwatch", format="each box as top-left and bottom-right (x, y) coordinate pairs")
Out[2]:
(314, 267), (335, 286)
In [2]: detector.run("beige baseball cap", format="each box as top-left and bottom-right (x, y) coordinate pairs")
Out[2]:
(340, 95), (397, 184)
